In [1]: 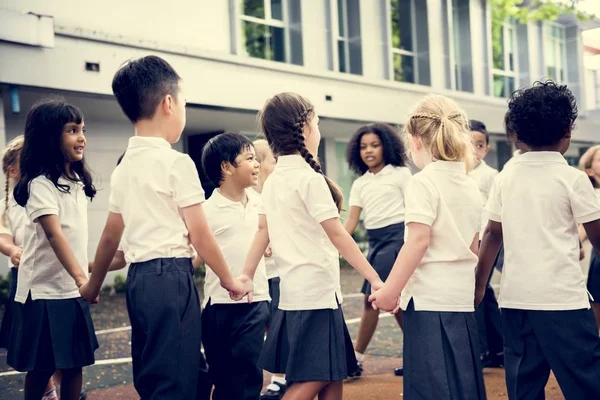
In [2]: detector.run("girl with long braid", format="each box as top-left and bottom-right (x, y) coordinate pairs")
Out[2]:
(239, 92), (383, 400)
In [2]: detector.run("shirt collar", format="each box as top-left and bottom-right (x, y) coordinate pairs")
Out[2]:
(513, 151), (567, 165)
(212, 188), (259, 209)
(275, 155), (313, 170)
(127, 136), (172, 150)
(424, 160), (466, 173)
(365, 164), (394, 177)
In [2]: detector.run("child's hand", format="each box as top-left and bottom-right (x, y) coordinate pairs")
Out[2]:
(222, 276), (254, 303)
(9, 247), (22, 268)
(79, 282), (100, 304)
(264, 245), (272, 258)
(368, 287), (400, 313)
(474, 284), (486, 307)
(370, 278), (385, 293)
(580, 247), (586, 261)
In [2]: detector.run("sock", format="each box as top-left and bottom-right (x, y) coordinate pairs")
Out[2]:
(271, 376), (287, 386)
(355, 351), (365, 363)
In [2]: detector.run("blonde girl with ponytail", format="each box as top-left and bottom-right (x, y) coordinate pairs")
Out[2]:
(370, 94), (486, 399)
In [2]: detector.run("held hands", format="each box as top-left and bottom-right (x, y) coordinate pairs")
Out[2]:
(368, 287), (401, 314)
(79, 281), (100, 304)
(222, 275), (254, 303)
(9, 247), (22, 268)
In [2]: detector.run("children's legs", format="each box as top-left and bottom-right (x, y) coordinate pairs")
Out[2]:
(24, 370), (54, 400)
(58, 368), (82, 400)
(317, 381), (343, 400)
(592, 302), (600, 331)
(283, 381), (328, 400)
(354, 295), (380, 354)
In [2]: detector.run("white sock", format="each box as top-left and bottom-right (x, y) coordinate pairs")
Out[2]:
(271, 376), (287, 386)
(355, 351), (365, 363)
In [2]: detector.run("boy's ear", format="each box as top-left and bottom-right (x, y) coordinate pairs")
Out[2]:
(221, 161), (233, 176)
(160, 95), (174, 116)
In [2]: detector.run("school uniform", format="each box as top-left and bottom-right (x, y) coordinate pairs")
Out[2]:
(258, 155), (357, 383)
(400, 161), (486, 400)
(109, 136), (208, 400)
(587, 189), (600, 303)
(486, 151), (600, 399)
(6, 176), (98, 372)
(349, 165), (412, 294)
(201, 188), (270, 400)
(265, 257), (280, 317)
(0, 196), (28, 348)
(470, 160), (504, 362)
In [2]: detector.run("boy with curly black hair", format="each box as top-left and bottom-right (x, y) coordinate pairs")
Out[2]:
(476, 80), (600, 399)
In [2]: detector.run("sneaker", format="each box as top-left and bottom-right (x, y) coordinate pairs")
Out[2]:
(347, 360), (363, 379)
(42, 389), (59, 400)
(394, 367), (403, 376)
(260, 381), (286, 400)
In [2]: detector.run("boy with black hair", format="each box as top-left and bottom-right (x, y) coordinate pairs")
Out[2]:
(201, 133), (270, 400)
(80, 56), (249, 400)
(477, 80), (600, 399)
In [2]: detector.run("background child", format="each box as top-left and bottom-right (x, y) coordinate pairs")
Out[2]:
(7, 99), (98, 400)
(253, 138), (288, 400)
(469, 120), (504, 368)
(344, 123), (411, 377)
(578, 144), (600, 329)
(239, 92), (383, 400)
(200, 133), (270, 400)
(370, 94), (486, 399)
(80, 56), (246, 400)
(476, 80), (600, 399)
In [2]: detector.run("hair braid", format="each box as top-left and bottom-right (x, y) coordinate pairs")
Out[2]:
(2, 179), (8, 227)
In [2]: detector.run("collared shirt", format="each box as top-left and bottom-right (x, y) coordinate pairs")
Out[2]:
(15, 176), (89, 302)
(349, 165), (412, 229)
(260, 155), (342, 310)
(400, 161), (482, 312)
(469, 160), (499, 238)
(203, 189), (270, 306)
(486, 151), (600, 310)
(0, 195), (27, 249)
(109, 136), (205, 263)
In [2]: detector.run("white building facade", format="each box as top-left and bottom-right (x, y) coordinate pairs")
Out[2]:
(1, 0), (599, 279)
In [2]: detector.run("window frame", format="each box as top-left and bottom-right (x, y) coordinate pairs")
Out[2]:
(490, 19), (518, 98)
(334, 0), (351, 73)
(543, 21), (567, 82)
(237, 0), (292, 63)
(388, 0), (419, 84)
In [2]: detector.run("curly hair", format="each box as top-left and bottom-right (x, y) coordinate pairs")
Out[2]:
(507, 80), (577, 148)
(345, 123), (407, 175)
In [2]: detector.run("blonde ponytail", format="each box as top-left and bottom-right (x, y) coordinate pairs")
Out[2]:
(1, 135), (24, 227)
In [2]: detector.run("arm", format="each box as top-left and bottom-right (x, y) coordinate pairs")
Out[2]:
(109, 250), (127, 271)
(241, 214), (270, 280)
(368, 222), (431, 312)
(0, 234), (22, 267)
(38, 215), (88, 287)
(343, 206), (361, 235)
(80, 212), (124, 301)
(321, 218), (382, 287)
(579, 224), (588, 243)
(583, 219), (600, 251)
(474, 220), (503, 306)
(470, 233), (479, 255)
(191, 252), (203, 269)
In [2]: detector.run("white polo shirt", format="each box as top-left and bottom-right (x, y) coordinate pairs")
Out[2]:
(348, 165), (412, 230)
(202, 189), (270, 306)
(15, 176), (89, 302)
(469, 160), (498, 238)
(400, 161), (482, 312)
(486, 151), (600, 310)
(260, 155), (343, 311)
(109, 136), (205, 263)
(0, 195), (28, 249)
(264, 257), (278, 280)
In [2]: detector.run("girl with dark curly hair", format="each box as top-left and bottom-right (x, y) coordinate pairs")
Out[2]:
(343, 123), (411, 377)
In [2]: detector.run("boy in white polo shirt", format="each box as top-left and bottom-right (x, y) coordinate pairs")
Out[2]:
(200, 133), (270, 400)
(476, 80), (600, 399)
(80, 56), (247, 400)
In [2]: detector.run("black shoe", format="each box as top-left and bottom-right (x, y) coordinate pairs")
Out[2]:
(260, 382), (286, 400)
(347, 361), (363, 379)
(394, 367), (403, 376)
(482, 352), (504, 368)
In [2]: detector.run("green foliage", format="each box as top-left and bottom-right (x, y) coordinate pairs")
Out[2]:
(113, 273), (127, 294)
(193, 263), (206, 283)
(0, 273), (9, 306)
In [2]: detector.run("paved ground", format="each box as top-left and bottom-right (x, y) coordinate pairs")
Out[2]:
(0, 268), (565, 399)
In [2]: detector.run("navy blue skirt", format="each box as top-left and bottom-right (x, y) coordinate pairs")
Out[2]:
(7, 294), (98, 371)
(268, 277), (281, 321)
(361, 223), (405, 294)
(0, 267), (18, 349)
(259, 301), (357, 383)
(588, 249), (600, 303)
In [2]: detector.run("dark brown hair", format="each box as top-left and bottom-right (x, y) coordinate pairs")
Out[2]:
(258, 92), (344, 211)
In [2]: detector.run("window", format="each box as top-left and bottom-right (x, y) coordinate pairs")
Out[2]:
(544, 23), (566, 82)
(491, 19), (517, 98)
(238, 0), (302, 65)
(445, 0), (473, 92)
(389, 0), (429, 85)
(334, 0), (362, 75)
(335, 140), (354, 212)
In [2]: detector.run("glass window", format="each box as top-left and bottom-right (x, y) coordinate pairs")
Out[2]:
(491, 19), (517, 98)
(544, 23), (566, 82)
(390, 0), (416, 83)
(239, 0), (290, 63)
(335, 141), (354, 213)
(335, 0), (362, 75)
